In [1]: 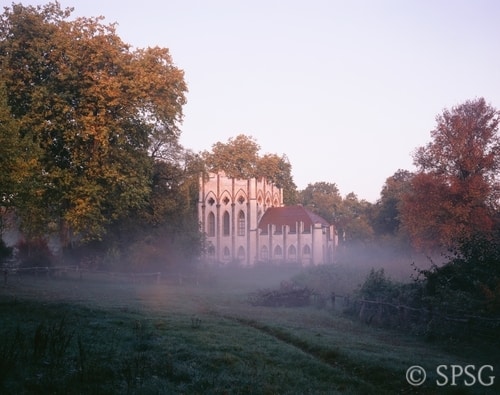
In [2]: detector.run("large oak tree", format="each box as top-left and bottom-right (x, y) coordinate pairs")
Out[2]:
(0, 3), (187, 243)
(202, 134), (297, 204)
(401, 98), (500, 250)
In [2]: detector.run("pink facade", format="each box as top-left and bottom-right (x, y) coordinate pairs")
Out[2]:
(198, 172), (336, 265)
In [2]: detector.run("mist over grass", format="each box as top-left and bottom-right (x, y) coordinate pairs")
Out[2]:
(1, 257), (498, 394)
(334, 241), (438, 283)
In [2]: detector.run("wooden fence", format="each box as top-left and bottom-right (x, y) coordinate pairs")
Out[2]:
(347, 297), (500, 342)
(2, 266), (164, 284)
(1, 264), (215, 286)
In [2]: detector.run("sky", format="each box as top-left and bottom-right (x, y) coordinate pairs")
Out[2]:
(14, 0), (500, 202)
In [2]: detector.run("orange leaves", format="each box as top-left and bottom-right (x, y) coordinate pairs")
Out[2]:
(401, 99), (499, 251)
(422, 98), (500, 180)
(204, 134), (261, 179)
(0, 2), (187, 243)
(132, 46), (187, 124)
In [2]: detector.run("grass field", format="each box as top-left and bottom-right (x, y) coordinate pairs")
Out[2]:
(0, 265), (498, 394)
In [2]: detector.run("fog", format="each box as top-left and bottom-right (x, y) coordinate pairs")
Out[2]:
(1, 233), (444, 311)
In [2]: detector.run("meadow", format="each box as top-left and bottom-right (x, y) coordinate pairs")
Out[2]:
(0, 265), (498, 394)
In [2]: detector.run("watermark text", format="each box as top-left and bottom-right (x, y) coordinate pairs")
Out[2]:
(406, 365), (495, 387)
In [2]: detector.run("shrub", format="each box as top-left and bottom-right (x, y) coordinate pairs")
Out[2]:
(347, 233), (500, 342)
(291, 263), (367, 297)
(420, 233), (500, 315)
(0, 238), (13, 265)
(357, 268), (402, 302)
(16, 238), (54, 268)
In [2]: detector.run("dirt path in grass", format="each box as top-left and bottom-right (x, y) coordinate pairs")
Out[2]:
(219, 314), (436, 394)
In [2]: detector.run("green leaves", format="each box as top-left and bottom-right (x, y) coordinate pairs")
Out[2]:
(202, 134), (297, 204)
(203, 134), (261, 179)
(0, 2), (187, 244)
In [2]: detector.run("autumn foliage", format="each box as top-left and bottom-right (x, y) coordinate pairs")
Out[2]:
(1, 4), (499, 271)
(0, 3), (187, 243)
(401, 98), (500, 251)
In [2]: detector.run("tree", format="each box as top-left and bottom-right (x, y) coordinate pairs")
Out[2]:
(373, 169), (413, 236)
(299, 182), (342, 223)
(336, 192), (374, 245)
(144, 150), (203, 228)
(401, 98), (500, 250)
(0, 83), (20, 237)
(101, 149), (204, 270)
(257, 153), (297, 204)
(298, 184), (374, 245)
(202, 134), (298, 202)
(0, 3), (187, 243)
(203, 134), (260, 179)
(0, 81), (48, 240)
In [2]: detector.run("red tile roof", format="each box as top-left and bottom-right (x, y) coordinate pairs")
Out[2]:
(258, 205), (330, 231)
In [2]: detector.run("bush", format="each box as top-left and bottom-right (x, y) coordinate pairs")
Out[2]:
(16, 238), (54, 268)
(347, 234), (500, 342)
(0, 238), (13, 265)
(357, 268), (401, 301)
(291, 263), (368, 297)
(421, 233), (500, 315)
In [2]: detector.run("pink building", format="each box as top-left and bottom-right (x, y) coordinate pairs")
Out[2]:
(198, 172), (337, 265)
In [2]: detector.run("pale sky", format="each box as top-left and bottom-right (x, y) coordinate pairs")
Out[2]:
(15, 0), (500, 202)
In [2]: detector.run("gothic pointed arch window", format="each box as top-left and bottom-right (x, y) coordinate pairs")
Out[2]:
(260, 245), (268, 261)
(288, 245), (297, 260)
(237, 246), (245, 260)
(223, 211), (230, 236)
(207, 212), (215, 237)
(237, 210), (245, 236)
(303, 244), (311, 255)
(274, 245), (283, 259)
(223, 247), (231, 260)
